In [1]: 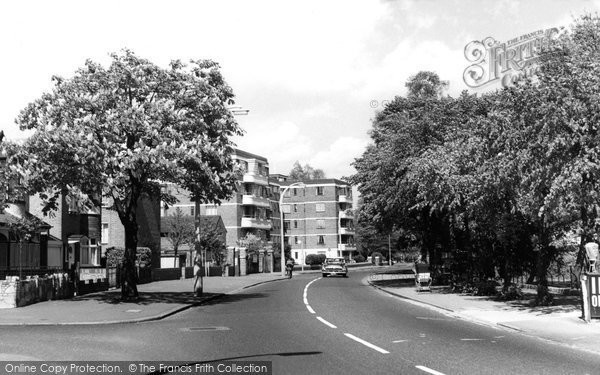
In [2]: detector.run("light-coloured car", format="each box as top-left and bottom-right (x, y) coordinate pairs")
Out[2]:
(321, 258), (348, 278)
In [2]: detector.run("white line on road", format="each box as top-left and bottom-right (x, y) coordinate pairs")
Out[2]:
(316, 316), (337, 329)
(460, 338), (483, 341)
(392, 340), (409, 343)
(344, 333), (390, 354)
(303, 277), (321, 314)
(415, 365), (446, 375)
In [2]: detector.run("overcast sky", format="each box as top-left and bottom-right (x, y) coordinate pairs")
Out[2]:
(1, 0), (598, 178)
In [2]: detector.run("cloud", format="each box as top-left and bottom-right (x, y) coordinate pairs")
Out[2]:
(308, 136), (369, 178)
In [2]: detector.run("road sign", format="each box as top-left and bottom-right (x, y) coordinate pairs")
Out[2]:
(588, 274), (600, 319)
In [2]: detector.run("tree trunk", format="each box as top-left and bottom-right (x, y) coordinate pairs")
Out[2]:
(194, 245), (203, 297)
(121, 219), (139, 300)
(535, 227), (553, 306)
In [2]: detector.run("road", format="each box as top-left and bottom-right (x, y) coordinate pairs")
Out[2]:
(1, 270), (600, 374)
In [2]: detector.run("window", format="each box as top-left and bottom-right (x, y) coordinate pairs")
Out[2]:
(294, 236), (299, 244)
(190, 206), (195, 216)
(293, 204), (298, 213)
(284, 221), (290, 230)
(294, 220), (298, 229)
(317, 235), (325, 245)
(206, 205), (217, 215)
(101, 223), (109, 244)
(316, 186), (324, 195)
(316, 219), (325, 229)
(294, 252), (298, 259)
(293, 189), (297, 196)
(316, 203), (325, 212)
(282, 204), (291, 214)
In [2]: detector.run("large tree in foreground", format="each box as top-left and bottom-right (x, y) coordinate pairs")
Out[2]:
(11, 50), (242, 299)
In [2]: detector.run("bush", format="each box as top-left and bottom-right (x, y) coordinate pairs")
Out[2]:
(353, 254), (366, 263)
(462, 280), (499, 296)
(497, 285), (523, 301)
(105, 247), (153, 268)
(305, 254), (327, 266)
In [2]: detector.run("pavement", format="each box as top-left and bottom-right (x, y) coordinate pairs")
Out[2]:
(368, 273), (600, 356)
(0, 273), (287, 326)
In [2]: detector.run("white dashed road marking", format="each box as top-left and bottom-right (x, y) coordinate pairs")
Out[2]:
(317, 316), (337, 329)
(344, 333), (390, 354)
(415, 365), (447, 375)
(303, 278), (320, 314)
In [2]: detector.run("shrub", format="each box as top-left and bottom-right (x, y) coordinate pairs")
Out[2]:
(105, 247), (153, 268)
(305, 254), (327, 266)
(353, 254), (366, 263)
(497, 285), (523, 301)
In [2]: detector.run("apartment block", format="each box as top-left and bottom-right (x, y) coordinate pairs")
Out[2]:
(275, 178), (356, 264)
(161, 149), (275, 249)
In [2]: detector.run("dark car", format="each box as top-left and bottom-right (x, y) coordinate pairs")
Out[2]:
(321, 257), (348, 277)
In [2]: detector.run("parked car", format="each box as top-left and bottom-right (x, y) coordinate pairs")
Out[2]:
(321, 258), (348, 278)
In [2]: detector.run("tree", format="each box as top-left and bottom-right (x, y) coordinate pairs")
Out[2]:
(197, 222), (226, 265)
(10, 50), (242, 299)
(288, 161), (326, 180)
(163, 207), (196, 267)
(405, 71), (448, 99)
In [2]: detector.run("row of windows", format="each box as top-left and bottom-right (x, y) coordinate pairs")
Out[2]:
(282, 203), (326, 214)
(287, 235), (355, 246)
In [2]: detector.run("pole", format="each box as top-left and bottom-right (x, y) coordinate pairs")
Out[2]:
(388, 234), (392, 266)
(280, 182), (305, 277)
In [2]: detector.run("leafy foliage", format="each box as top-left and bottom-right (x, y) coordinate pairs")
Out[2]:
(288, 161), (326, 180)
(305, 253), (326, 265)
(10, 49), (242, 298)
(352, 14), (600, 305)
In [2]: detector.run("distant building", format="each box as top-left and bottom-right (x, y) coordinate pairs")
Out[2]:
(275, 178), (356, 264)
(162, 149), (275, 248)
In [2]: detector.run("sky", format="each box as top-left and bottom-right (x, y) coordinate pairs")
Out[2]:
(1, 0), (599, 178)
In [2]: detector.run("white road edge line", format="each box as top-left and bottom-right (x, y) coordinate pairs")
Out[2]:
(317, 316), (337, 329)
(415, 365), (446, 375)
(306, 305), (315, 314)
(344, 333), (389, 354)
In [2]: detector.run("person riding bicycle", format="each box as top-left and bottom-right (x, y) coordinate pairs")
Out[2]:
(285, 257), (295, 277)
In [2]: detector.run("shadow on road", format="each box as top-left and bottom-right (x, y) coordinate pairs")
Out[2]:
(66, 291), (268, 306)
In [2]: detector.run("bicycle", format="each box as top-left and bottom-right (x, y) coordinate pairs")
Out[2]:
(286, 265), (293, 279)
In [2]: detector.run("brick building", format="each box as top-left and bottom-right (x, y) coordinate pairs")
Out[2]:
(161, 149), (275, 249)
(275, 178), (356, 264)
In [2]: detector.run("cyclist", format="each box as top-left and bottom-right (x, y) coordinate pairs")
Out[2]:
(285, 257), (295, 279)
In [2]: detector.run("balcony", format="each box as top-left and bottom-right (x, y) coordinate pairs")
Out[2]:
(241, 217), (272, 230)
(339, 210), (353, 219)
(242, 194), (271, 208)
(338, 243), (357, 251)
(242, 172), (268, 186)
(340, 227), (355, 235)
(338, 195), (352, 204)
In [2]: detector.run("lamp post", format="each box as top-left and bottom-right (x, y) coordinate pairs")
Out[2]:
(280, 182), (305, 277)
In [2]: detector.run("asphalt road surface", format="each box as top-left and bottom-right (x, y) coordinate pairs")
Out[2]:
(1, 270), (600, 375)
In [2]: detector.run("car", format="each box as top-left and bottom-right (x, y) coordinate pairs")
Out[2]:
(321, 257), (348, 277)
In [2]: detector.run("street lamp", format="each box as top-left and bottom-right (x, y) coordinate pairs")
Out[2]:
(280, 182), (305, 277)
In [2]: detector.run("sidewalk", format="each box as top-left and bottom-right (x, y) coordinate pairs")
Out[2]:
(368, 277), (600, 355)
(0, 273), (286, 326)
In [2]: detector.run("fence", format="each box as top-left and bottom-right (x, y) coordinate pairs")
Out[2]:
(0, 267), (64, 280)
(510, 269), (580, 289)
